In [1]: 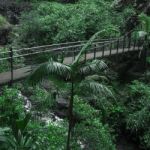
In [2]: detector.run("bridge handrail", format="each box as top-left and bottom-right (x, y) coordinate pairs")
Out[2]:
(0, 38), (118, 56)
(15, 38), (118, 51)
(0, 29), (139, 62)
(0, 37), (124, 61)
(0, 29), (136, 57)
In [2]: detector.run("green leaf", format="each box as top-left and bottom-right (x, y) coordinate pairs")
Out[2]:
(28, 60), (71, 85)
(79, 59), (107, 75)
(78, 80), (112, 97)
(72, 30), (106, 66)
(139, 13), (150, 33)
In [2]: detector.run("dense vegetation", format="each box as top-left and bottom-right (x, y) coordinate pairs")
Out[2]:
(15, 0), (120, 46)
(0, 0), (150, 150)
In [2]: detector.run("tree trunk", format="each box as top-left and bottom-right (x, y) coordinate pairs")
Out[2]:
(144, 35), (149, 80)
(66, 81), (74, 150)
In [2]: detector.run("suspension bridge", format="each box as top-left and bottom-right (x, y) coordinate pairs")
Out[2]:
(0, 33), (145, 86)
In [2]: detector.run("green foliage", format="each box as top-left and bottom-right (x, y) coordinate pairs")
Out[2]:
(141, 130), (150, 149)
(28, 30), (113, 149)
(134, 13), (150, 43)
(0, 15), (10, 29)
(73, 120), (115, 150)
(0, 47), (25, 73)
(73, 31), (107, 65)
(0, 114), (42, 150)
(45, 123), (67, 149)
(0, 85), (66, 150)
(0, 103), (31, 148)
(125, 80), (150, 149)
(15, 0), (120, 46)
(73, 95), (99, 121)
(0, 87), (25, 125)
(73, 96), (116, 150)
(29, 86), (56, 111)
(139, 13), (150, 33)
(2, 1), (150, 150)
(126, 81), (150, 130)
(28, 121), (67, 150)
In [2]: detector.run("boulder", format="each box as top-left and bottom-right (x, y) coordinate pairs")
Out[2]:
(54, 110), (67, 118)
(56, 97), (69, 109)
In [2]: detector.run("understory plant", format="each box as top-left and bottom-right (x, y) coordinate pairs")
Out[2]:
(72, 95), (115, 150)
(125, 80), (150, 149)
(0, 87), (25, 126)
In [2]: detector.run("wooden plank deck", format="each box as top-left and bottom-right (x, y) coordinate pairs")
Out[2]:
(0, 47), (140, 85)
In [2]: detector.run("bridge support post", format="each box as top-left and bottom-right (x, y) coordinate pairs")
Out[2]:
(9, 47), (13, 87)
(116, 39), (119, 62)
(110, 41), (112, 56)
(122, 36), (126, 52)
(73, 51), (76, 60)
(128, 37), (131, 51)
(94, 44), (96, 59)
(133, 38), (136, 51)
(102, 42), (105, 58)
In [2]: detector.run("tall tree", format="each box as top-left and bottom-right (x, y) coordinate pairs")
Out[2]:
(29, 31), (112, 150)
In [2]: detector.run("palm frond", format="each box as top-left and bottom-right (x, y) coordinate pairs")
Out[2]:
(28, 60), (71, 85)
(0, 127), (10, 142)
(47, 61), (71, 78)
(78, 80), (112, 97)
(85, 75), (109, 82)
(73, 30), (106, 66)
(79, 60), (107, 75)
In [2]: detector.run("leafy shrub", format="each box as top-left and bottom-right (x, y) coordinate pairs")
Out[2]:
(28, 121), (67, 150)
(0, 87), (25, 125)
(73, 119), (116, 150)
(73, 95), (99, 121)
(0, 114), (37, 150)
(45, 122), (67, 149)
(72, 96), (116, 150)
(15, 0), (120, 46)
(125, 80), (150, 149)
(141, 130), (150, 149)
(77, 81), (125, 133)
(29, 86), (56, 111)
